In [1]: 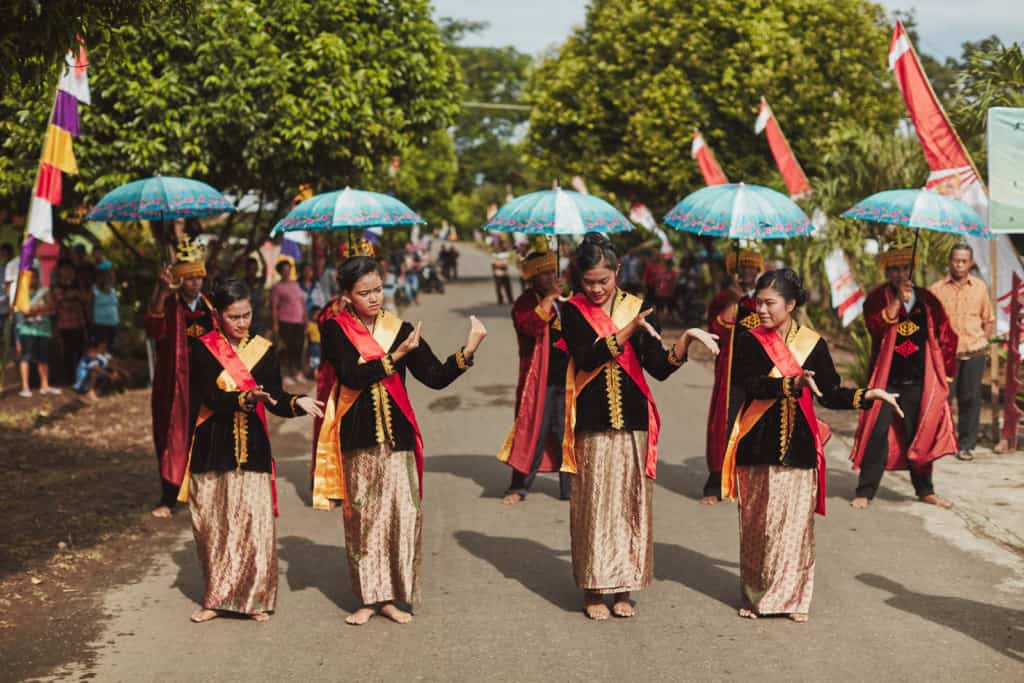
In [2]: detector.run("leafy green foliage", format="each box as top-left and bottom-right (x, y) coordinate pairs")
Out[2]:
(524, 0), (906, 213)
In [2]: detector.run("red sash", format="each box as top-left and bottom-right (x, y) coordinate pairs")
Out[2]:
(565, 292), (661, 477)
(197, 331), (279, 516)
(334, 310), (425, 497)
(749, 325), (828, 515)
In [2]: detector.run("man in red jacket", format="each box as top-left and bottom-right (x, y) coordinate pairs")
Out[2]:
(145, 236), (216, 518)
(850, 248), (957, 509)
(702, 249), (762, 504)
(497, 248), (571, 503)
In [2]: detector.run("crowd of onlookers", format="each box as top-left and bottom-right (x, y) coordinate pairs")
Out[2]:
(2, 242), (126, 401)
(1, 235), (460, 399)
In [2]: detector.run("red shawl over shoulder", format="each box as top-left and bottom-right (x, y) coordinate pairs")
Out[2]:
(850, 285), (958, 471)
(145, 293), (215, 486)
(497, 289), (560, 474)
(705, 289), (757, 474)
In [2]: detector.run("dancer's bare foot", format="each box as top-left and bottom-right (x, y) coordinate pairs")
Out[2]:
(700, 495), (719, 506)
(583, 592), (610, 620)
(612, 592), (635, 618)
(850, 497), (870, 509)
(345, 606), (376, 626)
(738, 608), (759, 619)
(190, 608), (219, 623)
(151, 505), (173, 518)
(250, 612), (270, 622)
(919, 494), (953, 509)
(787, 612), (809, 623)
(380, 602), (413, 624)
(502, 492), (525, 505)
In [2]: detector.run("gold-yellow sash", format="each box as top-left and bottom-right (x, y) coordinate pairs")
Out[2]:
(560, 291), (643, 473)
(177, 335), (272, 503)
(720, 325), (819, 501)
(312, 310), (403, 510)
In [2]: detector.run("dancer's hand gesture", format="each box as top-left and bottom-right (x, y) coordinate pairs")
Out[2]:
(249, 386), (278, 407)
(865, 388), (904, 418)
(392, 321), (422, 362)
(794, 370), (822, 397)
(297, 396), (325, 418)
(675, 329), (719, 358)
(465, 315), (487, 356)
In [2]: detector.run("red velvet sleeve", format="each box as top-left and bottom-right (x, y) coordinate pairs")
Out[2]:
(707, 290), (736, 336)
(144, 310), (168, 340)
(512, 292), (551, 338)
(863, 287), (893, 340)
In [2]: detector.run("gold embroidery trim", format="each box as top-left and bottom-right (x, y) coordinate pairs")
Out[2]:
(897, 320), (919, 337)
(606, 364), (625, 430)
(852, 388), (865, 409)
(605, 335), (623, 358)
(740, 312), (760, 329)
(455, 348), (470, 370)
(667, 346), (684, 367)
(381, 353), (396, 376)
(238, 391), (252, 411)
(289, 395), (300, 415)
(234, 411), (249, 469)
(881, 308), (898, 324)
(534, 304), (554, 322)
(370, 382), (393, 445)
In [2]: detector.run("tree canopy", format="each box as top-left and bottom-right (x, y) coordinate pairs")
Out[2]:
(0, 0), (461, 232)
(524, 0), (906, 212)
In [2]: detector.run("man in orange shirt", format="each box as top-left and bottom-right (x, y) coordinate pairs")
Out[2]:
(929, 243), (994, 461)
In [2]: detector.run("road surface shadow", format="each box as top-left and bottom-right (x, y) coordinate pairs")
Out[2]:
(170, 541), (205, 604)
(425, 453), (565, 500)
(450, 302), (514, 320)
(654, 456), (913, 504)
(654, 542), (739, 608)
(858, 573), (1024, 663)
(454, 530), (576, 611)
(276, 454), (314, 507)
(278, 535), (360, 612)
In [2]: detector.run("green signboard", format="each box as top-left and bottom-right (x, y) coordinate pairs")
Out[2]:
(988, 107), (1024, 233)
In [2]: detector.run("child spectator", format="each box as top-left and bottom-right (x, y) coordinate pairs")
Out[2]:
(379, 258), (398, 311)
(307, 305), (322, 374)
(73, 339), (114, 402)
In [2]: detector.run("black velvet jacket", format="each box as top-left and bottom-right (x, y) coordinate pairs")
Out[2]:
(187, 336), (306, 474)
(731, 327), (867, 469)
(321, 318), (468, 452)
(561, 292), (683, 434)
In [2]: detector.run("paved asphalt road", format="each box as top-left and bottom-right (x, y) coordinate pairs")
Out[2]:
(55, 246), (1023, 681)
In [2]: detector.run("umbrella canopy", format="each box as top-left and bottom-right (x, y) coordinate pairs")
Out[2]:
(271, 187), (423, 236)
(482, 188), (634, 235)
(663, 182), (812, 239)
(84, 176), (234, 222)
(841, 188), (990, 238)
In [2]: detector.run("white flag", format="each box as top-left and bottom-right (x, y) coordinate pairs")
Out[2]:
(824, 248), (864, 327)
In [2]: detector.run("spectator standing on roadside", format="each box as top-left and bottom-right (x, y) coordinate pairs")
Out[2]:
(929, 243), (995, 461)
(15, 269), (60, 398)
(492, 240), (513, 305)
(401, 242), (422, 306)
(0, 243), (13, 336)
(243, 257), (266, 335)
(52, 258), (91, 385)
(644, 248), (679, 324)
(91, 262), (120, 351)
(271, 260), (307, 385)
(298, 262), (327, 315)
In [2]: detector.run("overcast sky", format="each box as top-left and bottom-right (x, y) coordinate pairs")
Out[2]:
(431, 0), (1023, 60)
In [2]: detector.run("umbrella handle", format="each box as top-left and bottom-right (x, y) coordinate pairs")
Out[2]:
(910, 227), (920, 281)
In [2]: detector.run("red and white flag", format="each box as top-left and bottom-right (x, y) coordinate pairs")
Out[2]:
(888, 20), (1024, 333)
(824, 248), (864, 327)
(754, 98), (811, 199)
(691, 129), (728, 186)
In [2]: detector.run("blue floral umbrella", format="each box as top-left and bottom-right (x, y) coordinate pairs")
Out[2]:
(663, 183), (812, 239)
(841, 188), (990, 238)
(270, 187), (423, 236)
(84, 176), (234, 222)
(482, 188), (633, 235)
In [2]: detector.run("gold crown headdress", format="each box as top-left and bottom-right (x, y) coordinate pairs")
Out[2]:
(879, 247), (916, 270)
(520, 247), (558, 280)
(353, 238), (376, 258)
(725, 249), (764, 275)
(172, 234), (206, 279)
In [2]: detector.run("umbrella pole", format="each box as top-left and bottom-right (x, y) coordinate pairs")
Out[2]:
(910, 227), (921, 282)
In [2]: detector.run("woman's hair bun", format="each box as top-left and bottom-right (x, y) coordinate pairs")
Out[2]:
(582, 232), (611, 247)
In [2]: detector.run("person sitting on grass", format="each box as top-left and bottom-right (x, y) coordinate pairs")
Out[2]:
(73, 339), (116, 402)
